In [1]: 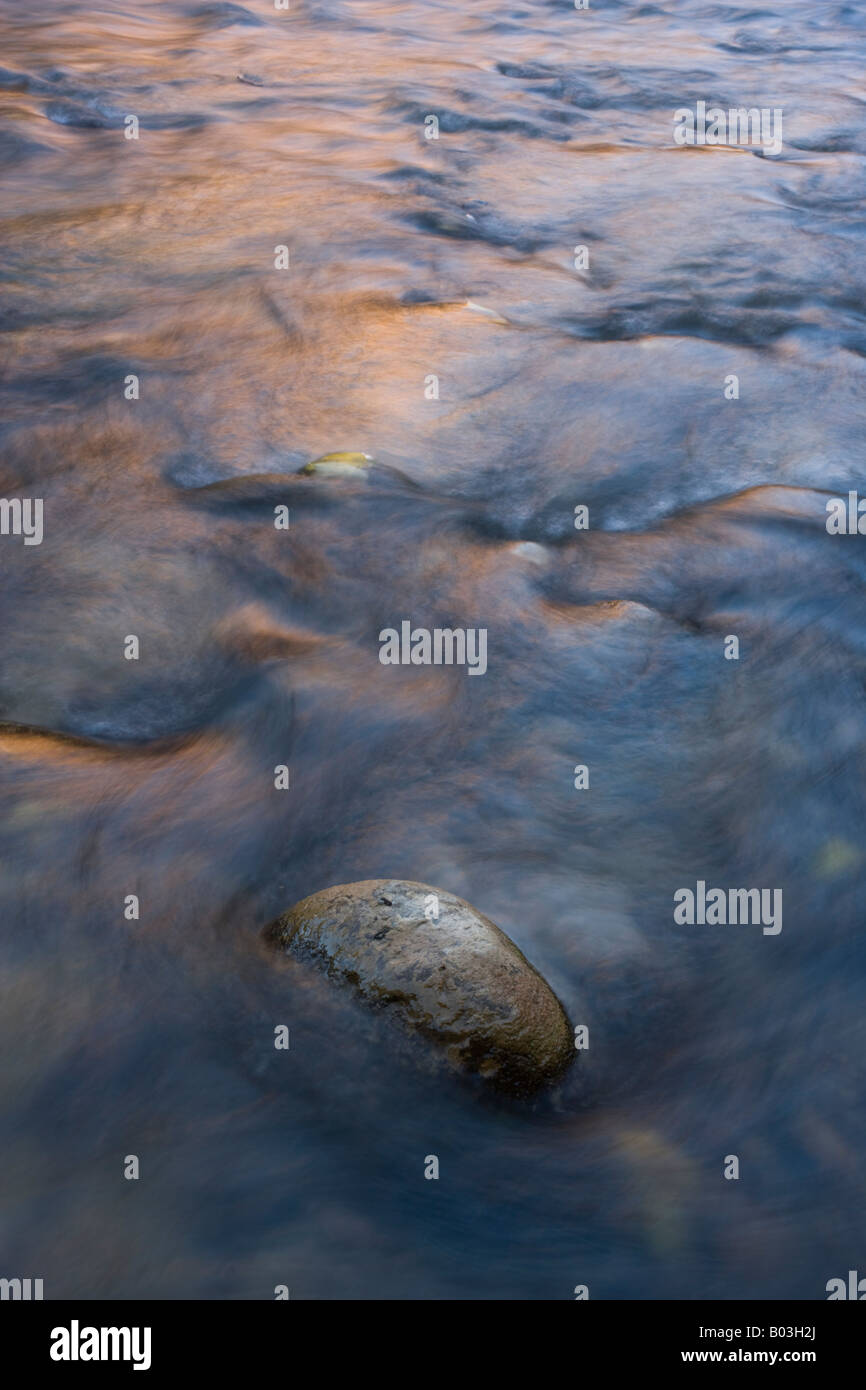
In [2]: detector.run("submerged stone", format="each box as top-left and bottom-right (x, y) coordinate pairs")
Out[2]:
(267, 879), (574, 1093)
(299, 452), (373, 478)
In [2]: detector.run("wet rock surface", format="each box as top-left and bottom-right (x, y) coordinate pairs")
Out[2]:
(268, 879), (574, 1094)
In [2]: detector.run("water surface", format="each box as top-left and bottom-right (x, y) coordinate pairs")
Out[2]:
(1, 0), (865, 1299)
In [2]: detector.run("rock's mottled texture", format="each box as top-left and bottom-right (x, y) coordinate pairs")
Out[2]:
(267, 879), (574, 1093)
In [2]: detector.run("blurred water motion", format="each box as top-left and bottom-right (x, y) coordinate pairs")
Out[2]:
(1, 0), (865, 1298)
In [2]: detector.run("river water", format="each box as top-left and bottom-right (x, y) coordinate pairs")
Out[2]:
(1, 0), (865, 1299)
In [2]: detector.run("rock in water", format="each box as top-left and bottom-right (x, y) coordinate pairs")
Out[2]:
(267, 879), (574, 1093)
(299, 451), (373, 478)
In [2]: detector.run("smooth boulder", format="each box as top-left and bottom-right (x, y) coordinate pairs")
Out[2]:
(267, 879), (574, 1093)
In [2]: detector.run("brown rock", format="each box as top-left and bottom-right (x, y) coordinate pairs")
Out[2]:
(267, 879), (574, 1093)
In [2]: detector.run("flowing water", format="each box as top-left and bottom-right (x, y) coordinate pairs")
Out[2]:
(1, 0), (865, 1299)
